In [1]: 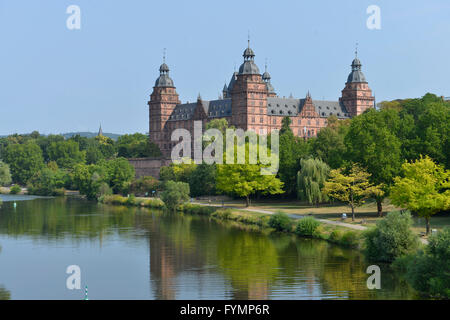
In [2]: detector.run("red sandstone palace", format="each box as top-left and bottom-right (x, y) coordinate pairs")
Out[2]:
(148, 42), (375, 156)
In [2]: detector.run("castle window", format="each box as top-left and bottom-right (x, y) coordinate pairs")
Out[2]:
(280, 110), (283, 114)
(273, 119), (276, 124)
(288, 111), (292, 115)
(337, 113), (340, 116)
(252, 117), (255, 123)
(285, 104), (288, 108)
(260, 117), (263, 123)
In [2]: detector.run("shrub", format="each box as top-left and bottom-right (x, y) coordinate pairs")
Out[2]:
(211, 209), (233, 220)
(329, 229), (344, 243)
(268, 211), (292, 232)
(364, 211), (420, 262)
(9, 185), (21, 194)
(402, 228), (450, 299)
(160, 180), (190, 211)
(126, 194), (136, 206)
(295, 217), (320, 237)
(341, 231), (360, 248)
(182, 203), (216, 215)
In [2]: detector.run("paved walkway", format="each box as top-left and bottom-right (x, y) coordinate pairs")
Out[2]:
(192, 201), (428, 244)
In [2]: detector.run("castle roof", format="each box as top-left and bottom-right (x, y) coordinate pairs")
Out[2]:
(266, 97), (350, 119)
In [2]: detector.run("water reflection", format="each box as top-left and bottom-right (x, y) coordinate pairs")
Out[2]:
(0, 197), (417, 299)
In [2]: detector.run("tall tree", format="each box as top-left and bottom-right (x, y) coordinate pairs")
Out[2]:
(345, 108), (402, 216)
(390, 156), (450, 234)
(323, 165), (384, 221)
(3, 142), (44, 185)
(297, 158), (330, 206)
(0, 161), (12, 186)
(47, 140), (86, 168)
(311, 115), (350, 169)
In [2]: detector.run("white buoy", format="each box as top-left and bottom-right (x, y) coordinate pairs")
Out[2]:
(84, 285), (88, 300)
(13, 202), (17, 209)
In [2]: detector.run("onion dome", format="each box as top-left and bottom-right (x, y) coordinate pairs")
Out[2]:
(238, 40), (260, 75)
(155, 62), (174, 87)
(347, 56), (366, 83)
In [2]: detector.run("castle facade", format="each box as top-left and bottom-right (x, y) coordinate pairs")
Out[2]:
(148, 42), (375, 156)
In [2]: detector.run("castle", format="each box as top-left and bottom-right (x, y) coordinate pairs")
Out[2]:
(148, 41), (375, 157)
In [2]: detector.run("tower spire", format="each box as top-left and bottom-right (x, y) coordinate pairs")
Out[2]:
(355, 42), (358, 58)
(163, 48), (166, 63)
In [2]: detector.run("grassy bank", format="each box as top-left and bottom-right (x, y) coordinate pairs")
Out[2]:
(99, 194), (164, 209)
(180, 203), (363, 249)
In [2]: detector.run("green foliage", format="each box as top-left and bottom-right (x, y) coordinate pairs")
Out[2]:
(181, 203), (216, 215)
(129, 176), (159, 196)
(323, 165), (384, 220)
(71, 163), (107, 200)
(47, 140), (86, 168)
(0, 161), (12, 186)
(3, 142), (45, 185)
(268, 211), (292, 232)
(188, 164), (217, 197)
(340, 231), (360, 248)
(160, 180), (190, 211)
(9, 185), (21, 194)
(329, 229), (344, 243)
(104, 157), (135, 194)
(27, 166), (68, 196)
(390, 156), (450, 234)
(295, 217), (320, 237)
(311, 116), (350, 169)
(297, 158), (330, 205)
(364, 211), (420, 262)
(277, 117), (311, 196)
(116, 133), (161, 158)
(402, 228), (450, 299)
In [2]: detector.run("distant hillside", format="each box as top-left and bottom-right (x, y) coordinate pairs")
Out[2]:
(0, 132), (122, 140)
(62, 132), (121, 140)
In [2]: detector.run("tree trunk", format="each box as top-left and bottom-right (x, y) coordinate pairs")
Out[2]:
(351, 205), (355, 222)
(377, 199), (383, 217)
(245, 196), (250, 207)
(425, 217), (430, 235)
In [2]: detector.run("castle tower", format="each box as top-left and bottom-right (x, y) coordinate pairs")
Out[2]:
(339, 50), (375, 116)
(230, 40), (268, 133)
(262, 61), (276, 97)
(148, 57), (180, 156)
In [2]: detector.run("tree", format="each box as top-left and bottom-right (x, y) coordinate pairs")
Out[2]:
(216, 162), (284, 207)
(403, 227), (450, 299)
(323, 165), (384, 221)
(277, 117), (310, 196)
(311, 115), (350, 169)
(116, 133), (161, 158)
(188, 163), (217, 197)
(71, 163), (107, 200)
(390, 156), (450, 234)
(160, 180), (190, 211)
(297, 158), (330, 205)
(364, 211), (420, 262)
(104, 158), (135, 194)
(159, 162), (197, 183)
(3, 142), (44, 185)
(27, 166), (67, 196)
(47, 140), (86, 168)
(129, 176), (160, 196)
(0, 161), (12, 186)
(345, 108), (402, 216)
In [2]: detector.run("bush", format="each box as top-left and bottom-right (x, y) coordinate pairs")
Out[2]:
(160, 180), (190, 211)
(402, 228), (450, 299)
(329, 229), (344, 243)
(341, 231), (360, 248)
(268, 211), (292, 232)
(364, 211), (420, 262)
(295, 217), (320, 237)
(181, 203), (216, 215)
(9, 185), (21, 194)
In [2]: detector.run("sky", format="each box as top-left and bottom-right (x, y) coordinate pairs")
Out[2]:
(0, 0), (449, 135)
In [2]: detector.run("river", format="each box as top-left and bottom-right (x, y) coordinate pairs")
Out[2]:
(0, 195), (417, 300)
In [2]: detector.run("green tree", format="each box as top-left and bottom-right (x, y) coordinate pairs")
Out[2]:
(71, 163), (107, 200)
(188, 163), (217, 197)
(297, 158), (330, 205)
(104, 158), (135, 194)
(160, 180), (190, 211)
(345, 108), (402, 216)
(216, 162), (284, 207)
(390, 156), (450, 234)
(0, 161), (12, 186)
(27, 166), (67, 196)
(116, 133), (161, 158)
(323, 165), (384, 221)
(47, 140), (86, 168)
(364, 211), (420, 262)
(129, 176), (160, 196)
(277, 117), (310, 196)
(3, 142), (44, 185)
(403, 228), (450, 299)
(311, 116), (350, 169)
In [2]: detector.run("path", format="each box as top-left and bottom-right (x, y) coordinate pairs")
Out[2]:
(192, 201), (429, 244)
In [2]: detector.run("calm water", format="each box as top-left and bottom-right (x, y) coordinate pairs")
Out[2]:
(0, 196), (417, 300)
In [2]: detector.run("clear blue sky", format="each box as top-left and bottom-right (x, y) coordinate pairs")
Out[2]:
(0, 0), (449, 135)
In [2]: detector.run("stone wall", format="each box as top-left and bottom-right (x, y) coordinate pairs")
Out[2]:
(128, 158), (172, 179)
